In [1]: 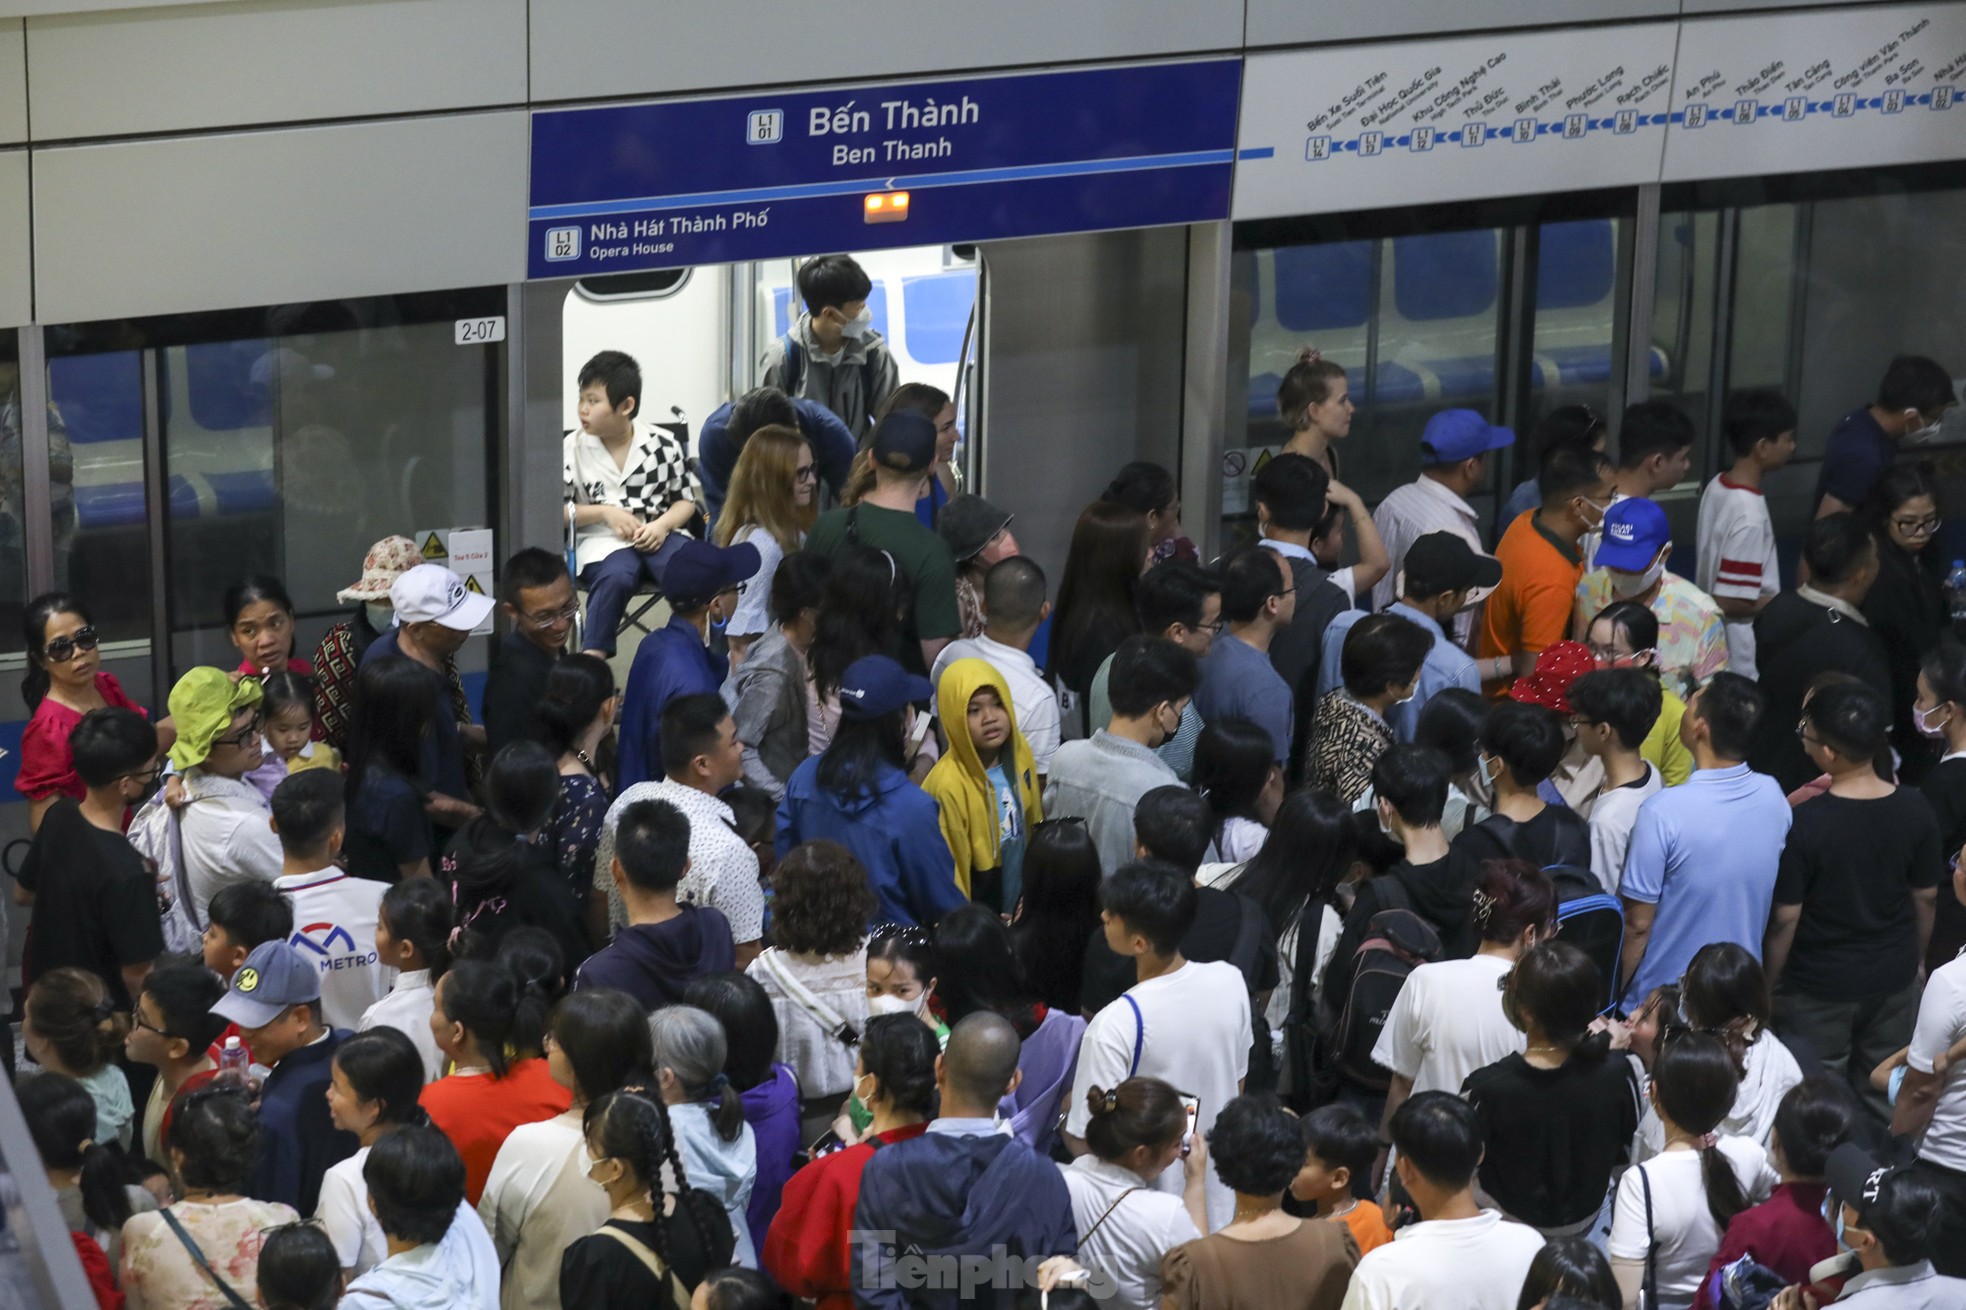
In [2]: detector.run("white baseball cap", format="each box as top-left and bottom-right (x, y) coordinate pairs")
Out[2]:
(390, 563), (494, 631)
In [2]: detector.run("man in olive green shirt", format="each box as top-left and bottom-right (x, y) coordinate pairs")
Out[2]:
(805, 410), (961, 676)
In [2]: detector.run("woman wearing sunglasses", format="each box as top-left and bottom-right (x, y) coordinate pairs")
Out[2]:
(16, 592), (173, 833)
(1862, 463), (1949, 783)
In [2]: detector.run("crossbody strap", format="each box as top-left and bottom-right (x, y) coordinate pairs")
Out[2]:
(759, 948), (860, 1047)
(594, 1226), (692, 1310)
(1121, 994), (1144, 1078)
(159, 1209), (255, 1310)
(1640, 1165), (1658, 1310)
(1079, 1186), (1142, 1247)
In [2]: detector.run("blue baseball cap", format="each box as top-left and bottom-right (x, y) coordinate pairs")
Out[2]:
(1421, 409), (1516, 465)
(837, 654), (933, 719)
(871, 410), (938, 475)
(660, 538), (761, 609)
(1595, 497), (1672, 572)
(210, 940), (322, 1029)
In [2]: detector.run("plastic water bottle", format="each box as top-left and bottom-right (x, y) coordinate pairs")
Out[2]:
(215, 1036), (249, 1088)
(1949, 561), (1966, 627)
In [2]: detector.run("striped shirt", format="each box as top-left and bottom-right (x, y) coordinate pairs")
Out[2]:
(1696, 474), (1779, 679)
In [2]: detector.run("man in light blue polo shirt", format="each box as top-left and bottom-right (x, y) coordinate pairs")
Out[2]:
(1192, 547), (1295, 765)
(1318, 532), (1491, 741)
(1618, 671), (1791, 1013)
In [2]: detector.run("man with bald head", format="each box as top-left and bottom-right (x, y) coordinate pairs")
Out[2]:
(852, 1012), (1077, 1308)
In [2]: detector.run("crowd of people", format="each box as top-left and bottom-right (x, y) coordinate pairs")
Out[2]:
(10, 250), (1966, 1310)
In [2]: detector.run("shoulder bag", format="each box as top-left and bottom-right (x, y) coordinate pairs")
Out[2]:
(594, 1224), (693, 1310)
(757, 947), (861, 1048)
(158, 1209), (256, 1310)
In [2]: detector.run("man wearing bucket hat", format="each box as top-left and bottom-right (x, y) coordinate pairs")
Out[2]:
(359, 563), (495, 815)
(617, 537), (761, 791)
(312, 535), (424, 752)
(211, 939), (355, 1214)
(1574, 497), (1729, 702)
(938, 492), (1020, 640)
(168, 667), (283, 926)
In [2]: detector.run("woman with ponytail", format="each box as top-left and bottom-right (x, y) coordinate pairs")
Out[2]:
(24, 968), (135, 1149)
(21, 1071), (156, 1279)
(763, 1013), (937, 1310)
(481, 989), (655, 1310)
(419, 958), (573, 1206)
(562, 1090), (737, 1306)
(319, 1025), (439, 1277)
(1608, 1030), (1778, 1310)
(1062, 1078), (1206, 1310)
(1464, 941), (1643, 1236)
(444, 741), (591, 968)
(650, 1004), (759, 1267)
(16, 592), (155, 832)
(534, 654), (617, 910)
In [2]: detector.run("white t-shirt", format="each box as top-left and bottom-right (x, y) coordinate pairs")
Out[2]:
(181, 771), (284, 922)
(1696, 474), (1778, 680)
(1216, 816), (1267, 864)
(1341, 1210), (1546, 1310)
(1370, 953), (1524, 1096)
(1635, 1032), (1802, 1160)
(275, 870), (394, 1032)
(358, 970), (443, 1083)
(725, 525), (793, 639)
(1066, 960), (1252, 1232)
(317, 1146), (387, 1275)
(1912, 953), (1966, 1172)
(1060, 1156), (1202, 1310)
(1608, 1138), (1778, 1308)
(1588, 763), (1664, 895)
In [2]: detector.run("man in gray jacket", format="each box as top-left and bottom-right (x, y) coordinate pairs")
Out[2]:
(760, 253), (900, 441)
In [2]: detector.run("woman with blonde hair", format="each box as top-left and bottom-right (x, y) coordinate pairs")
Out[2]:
(715, 422), (818, 659)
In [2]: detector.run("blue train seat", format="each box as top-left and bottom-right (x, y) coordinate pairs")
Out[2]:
(1272, 241), (1374, 333)
(48, 353), (142, 446)
(901, 271), (976, 365)
(1394, 232), (1498, 322)
(184, 339), (274, 431)
(1536, 221), (1615, 311)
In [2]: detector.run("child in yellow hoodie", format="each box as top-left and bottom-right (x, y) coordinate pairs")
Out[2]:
(924, 658), (1044, 914)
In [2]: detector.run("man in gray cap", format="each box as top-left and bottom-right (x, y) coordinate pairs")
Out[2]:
(805, 410), (961, 675)
(938, 492), (1022, 639)
(210, 939), (356, 1214)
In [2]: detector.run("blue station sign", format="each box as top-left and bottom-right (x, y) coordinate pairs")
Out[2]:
(527, 58), (1243, 276)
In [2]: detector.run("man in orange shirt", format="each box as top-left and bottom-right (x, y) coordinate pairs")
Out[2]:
(1480, 445), (1613, 692)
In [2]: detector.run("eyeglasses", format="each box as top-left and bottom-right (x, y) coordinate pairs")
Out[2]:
(119, 762), (166, 789)
(1794, 718), (1821, 747)
(794, 463), (818, 483)
(212, 712), (264, 752)
(519, 602), (580, 630)
(131, 1011), (179, 1040)
(41, 625), (99, 663)
(1195, 617), (1226, 636)
(1892, 514), (1943, 538)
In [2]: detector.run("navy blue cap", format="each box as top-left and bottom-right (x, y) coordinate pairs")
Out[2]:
(1421, 409), (1516, 464)
(210, 940), (322, 1029)
(871, 411), (938, 474)
(661, 538), (761, 609)
(1594, 497), (1671, 572)
(837, 654), (933, 719)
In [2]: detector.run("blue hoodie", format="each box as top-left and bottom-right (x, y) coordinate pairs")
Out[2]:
(775, 756), (964, 927)
(852, 1128), (1077, 1309)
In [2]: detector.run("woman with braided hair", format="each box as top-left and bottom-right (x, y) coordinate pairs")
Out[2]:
(650, 1005), (759, 1267)
(561, 1089), (737, 1307)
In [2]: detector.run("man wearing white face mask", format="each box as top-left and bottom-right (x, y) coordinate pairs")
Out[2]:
(760, 253), (900, 442)
(1814, 354), (1958, 519)
(1574, 497), (1728, 703)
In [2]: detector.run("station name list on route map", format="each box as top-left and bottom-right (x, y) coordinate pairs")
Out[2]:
(527, 58), (1243, 277)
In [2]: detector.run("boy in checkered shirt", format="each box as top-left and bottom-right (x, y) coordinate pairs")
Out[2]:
(563, 350), (706, 656)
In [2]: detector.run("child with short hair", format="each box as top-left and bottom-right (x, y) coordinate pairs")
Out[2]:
(125, 962), (229, 1166)
(257, 1221), (343, 1310)
(261, 670), (340, 785)
(204, 879), (295, 981)
(1290, 1102), (1394, 1256)
(24, 968), (136, 1150)
(357, 877), (452, 1081)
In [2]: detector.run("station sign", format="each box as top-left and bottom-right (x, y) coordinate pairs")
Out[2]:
(528, 58), (1243, 277)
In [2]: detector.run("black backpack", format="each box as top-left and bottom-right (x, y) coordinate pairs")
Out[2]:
(1319, 878), (1444, 1093)
(1460, 811), (1625, 1010)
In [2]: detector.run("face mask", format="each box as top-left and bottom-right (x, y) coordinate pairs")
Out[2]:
(840, 306), (873, 341)
(365, 602), (395, 631)
(1375, 806), (1397, 840)
(868, 992), (923, 1018)
(1909, 415), (1946, 444)
(1609, 557), (1667, 600)
(1916, 702), (1953, 739)
(584, 1158), (614, 1189)
(1478, 753), (1502, 791)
